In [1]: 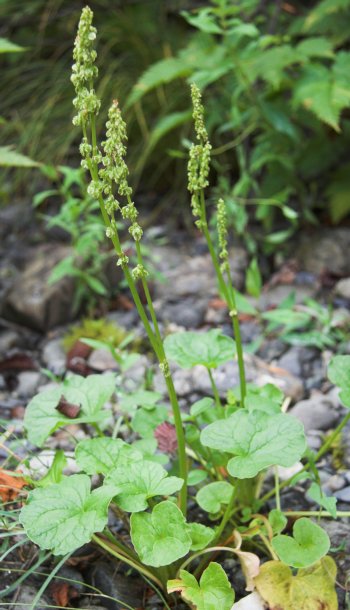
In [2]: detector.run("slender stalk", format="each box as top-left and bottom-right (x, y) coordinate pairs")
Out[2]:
(92, 534), (163, 589)
(207, 367), (222, 407)
(284, 510), (350, 518)
(212, 486), (236, 545)
(84, 116), (188, 514)
(199, 192), (246, 404)
(274, 467), (281, 511)
(29, 553), (71, 610)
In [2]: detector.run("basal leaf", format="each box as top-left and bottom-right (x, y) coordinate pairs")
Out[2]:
(167, 562), (234, 610)
(164, 330), (235, 369)
(130, 501), (192, 566)
(255, 557), (337, 610)
(19, 475), (118, 555)
(75, 438), (143, 475)
(328, 354), (350, 407)
(268, 509), (288, 535)
(200, 410), (306, 478)
(272, 518), (330, 568)
(24, 374), (116, 447)
(131, 404), (169, 438)
(188, 523), (215, 551)
(106, 460), (183, 512)
(196, 482), (234, 514)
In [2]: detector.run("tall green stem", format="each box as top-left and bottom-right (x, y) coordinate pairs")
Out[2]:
(83, 116), (188, 514)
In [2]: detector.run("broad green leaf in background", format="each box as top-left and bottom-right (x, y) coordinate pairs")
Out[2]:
(130, 500), (192, 566)
(164, 330), (235, 369)
(272, 518), (330, 568)
(196, 482), (234, 514)
(126, 57), (191, 107)
(296, 37), (334, 59)
(0, 145), (39, 167)
(106, 460), (184, 512)
(131, 404), (169, 437)
(261, 308), (311, 332)
(75, 438), (143, 475)
(0, 37), (25, 53)
(188, 469), (208, 486)
(328, 354), (350, 407)
(190, 397), (214, 418)
(167, 562), (235, 610)
(20, 475), (118, 555)
(120, 390), (162, 414)
(246, 257), (262, 298)
(188, 523), (215, 551)
(254, 557), (338, 610)
(326, 163), (350, 223)
(201, 410), (306, 478)
(24, 374), (116, 446)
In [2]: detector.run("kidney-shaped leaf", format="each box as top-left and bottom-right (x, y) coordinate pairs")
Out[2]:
(328, 355), (350, 407)
(254, 557), (337, 610)
(188, 523), (215, 551)
(75, 438), (143, 475)
(164, 330), (235, 369)
(130, 500), (192, 566)
(196, 482), (234, 513)
(167, 562), (235, 610)
(19, 475), (118, 556)
(24, 374), (116, 447)
(201, 410), (306, 478)
(106, 460), (184, 512)
(272, 518), (330, 568)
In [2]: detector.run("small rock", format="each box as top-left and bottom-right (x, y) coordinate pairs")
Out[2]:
(306, 431), (322, 451)
(16, 371), (41, 397)
(88, 348), (118, 371)
(121, 355), (150, 391)
(0, 329), (19, 353)
(2, 244), (76, 331)
(42, 338), (66, 375)
(277, 461), (304, 481)
(232, 592), (266, 610)
(277, 347), (303, 378)
(19, 450), (78, 478)
(289, 396), (339, 432)
(323, 474), (346, 493)
(296, 228), (350, 276)
(334, 277), (350, 300)
(334, 486), (350, 502)
(11, 585), (48, 610)
(88, 561), (144, 610)
(156, 297), (207, 328)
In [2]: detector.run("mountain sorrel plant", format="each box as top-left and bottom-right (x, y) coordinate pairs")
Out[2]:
(16, 7), (350, 609)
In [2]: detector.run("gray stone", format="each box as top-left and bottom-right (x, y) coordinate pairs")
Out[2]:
(88, 561), (144, 610)
(155, 297), (207, 328)
(335, 486), (350, 502)
(289, 395), (339, 432)
(0, 329), (19, 354)
(16, 371), (41, 397)
(1, 244), (76, 331)
(42, 338), (66, 375)
(306, 431), (322, 451)
(323, 474), (346, 493)
(257, 284), (315, 309)
(11, 585), (49, 610)
(277, 346), (303, 378)
(88, 348), (118, 371)
(334, 277), (350, 300)
(295, 228), (350, 276)
(120, 355), (150, 391)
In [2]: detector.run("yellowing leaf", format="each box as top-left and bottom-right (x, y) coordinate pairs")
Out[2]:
(254, 557), (338, 610)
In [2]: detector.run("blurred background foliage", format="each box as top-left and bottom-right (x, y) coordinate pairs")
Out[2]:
(1, 0), (350, 245)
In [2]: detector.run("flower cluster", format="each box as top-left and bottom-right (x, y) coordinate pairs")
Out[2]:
(187, 84), (212, 227)
(217, 198), (229, 272)
(71, 6), (100, 127)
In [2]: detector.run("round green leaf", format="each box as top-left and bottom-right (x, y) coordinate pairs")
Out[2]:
(167, 562), (234, 610)
(75, 438), (143, 475)
(272, 518), (330, 568)
(130, 500), (192, 566)
(106, 460), (184, 512)
(196, 482), (234, 513)
(188, 523), (215, 551)
(164, 330), (236, 369)
(19, 475), (118, 556)
(200, 410), (306, 479)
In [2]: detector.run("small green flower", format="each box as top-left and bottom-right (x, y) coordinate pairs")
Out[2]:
(217, 198), (229, 272)
(71, 6), (100, 126)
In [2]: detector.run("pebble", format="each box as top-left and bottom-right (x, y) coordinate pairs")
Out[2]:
(334, 486), (350, 502)
(288, 396), (339, 432)
(88, 348), (118, 371)
(16, 371), (41, 397)
(0, 329), (19, 354)
(42, 338), (66, 375)
(232, 592), (266, 610)
(10, 585), (48, 610)
(334, 277), (350, 300)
